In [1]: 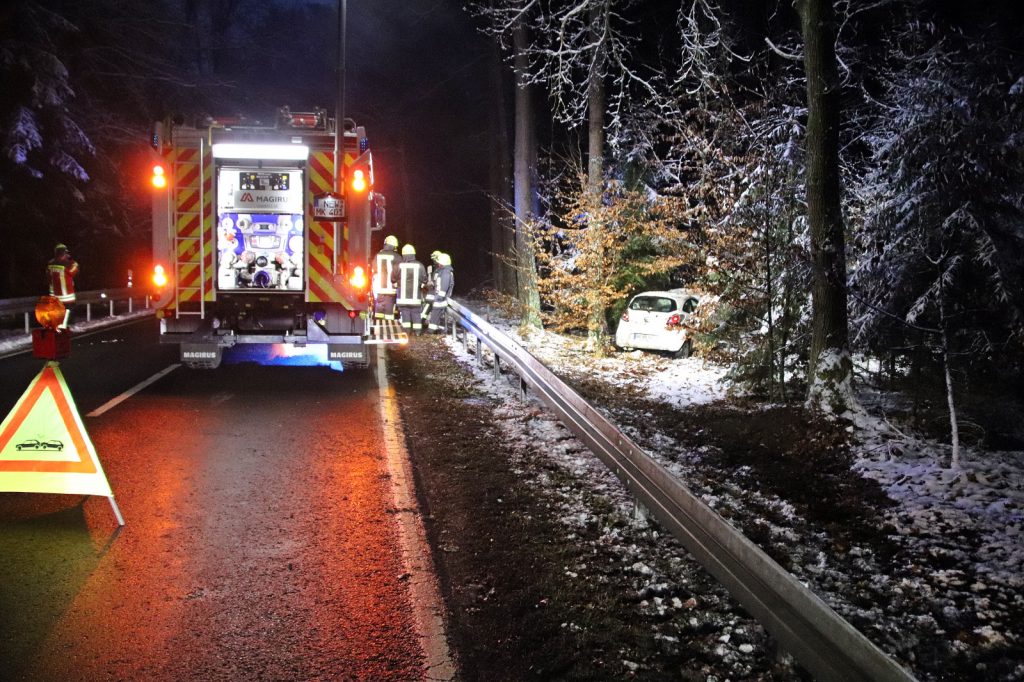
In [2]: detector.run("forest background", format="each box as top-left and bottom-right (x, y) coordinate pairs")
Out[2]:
(2, 0), (1023, 425)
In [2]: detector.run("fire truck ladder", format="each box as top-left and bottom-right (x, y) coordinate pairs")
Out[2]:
(171, 138), (207, 318)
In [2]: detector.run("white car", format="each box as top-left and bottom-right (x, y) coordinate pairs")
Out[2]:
(615, 290), (699, 358)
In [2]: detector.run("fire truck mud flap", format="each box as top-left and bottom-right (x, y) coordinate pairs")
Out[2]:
(181, 344), (223, 370)
(328, 343), (373, 369)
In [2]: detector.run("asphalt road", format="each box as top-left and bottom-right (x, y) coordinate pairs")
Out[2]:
(0, 319), (424, 680)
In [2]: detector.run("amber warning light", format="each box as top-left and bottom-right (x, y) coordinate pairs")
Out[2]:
(351, 169), (367, 193)
(151, 164), (167, 188)
(349, 265), (367, 290)
(152, 264), (168, 288)
(35, 296), (66, 331)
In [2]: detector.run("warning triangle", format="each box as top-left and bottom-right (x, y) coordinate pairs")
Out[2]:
(0, 362), (113, 497)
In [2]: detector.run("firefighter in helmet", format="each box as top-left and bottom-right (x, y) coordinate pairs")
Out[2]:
(427, 252), (454, 333)
(47, 243), (79, 329)
(395, 244), (427, 333)
(372, 235), (399, 319)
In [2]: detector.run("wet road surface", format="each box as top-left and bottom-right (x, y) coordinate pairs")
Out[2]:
(0, 336), (424, 680)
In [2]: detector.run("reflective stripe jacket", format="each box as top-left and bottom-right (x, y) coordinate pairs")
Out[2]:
(431, 265), (454, 306)
(47, 256), (79, 302)
(372, 247), (397, 295)
(396, 257), (427, 306)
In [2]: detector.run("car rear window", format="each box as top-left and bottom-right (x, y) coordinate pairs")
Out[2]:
(629, 296), (676, 313)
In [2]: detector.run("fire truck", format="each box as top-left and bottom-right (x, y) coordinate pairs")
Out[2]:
(149, 107), (401, 369)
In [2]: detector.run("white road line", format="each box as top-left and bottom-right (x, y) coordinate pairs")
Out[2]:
(376, 346), (456, 681)
(86, 364), (181, 417)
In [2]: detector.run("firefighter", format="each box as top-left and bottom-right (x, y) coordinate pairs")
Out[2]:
(372, 235), (399, 319)
(427, 252), (454, 333)
(421, 250), (442, 327)
(395, 244), (427, 333)
(47, 243), (79, 329)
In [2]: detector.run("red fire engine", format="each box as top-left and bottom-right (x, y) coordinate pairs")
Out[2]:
(149, 107), (400, 369)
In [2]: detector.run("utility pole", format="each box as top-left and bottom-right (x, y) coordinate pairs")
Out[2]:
(333, 0), (347, 195)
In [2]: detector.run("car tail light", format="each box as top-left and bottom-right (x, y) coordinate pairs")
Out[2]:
(666, 314), (681, 328)
(621, 310), (629, 322)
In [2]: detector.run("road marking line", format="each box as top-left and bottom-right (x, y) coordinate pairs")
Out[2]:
(86, 364), (181, 417)
(376, 346), (456, 681)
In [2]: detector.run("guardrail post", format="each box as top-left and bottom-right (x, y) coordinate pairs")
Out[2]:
(493, 355), (501, 380)
(129, 296), (133, 313)
(145, 295), (150, 309)
(519, 375), (527, 400)
(109, 299), (114, 317)
(86, 302), (92, 321)
(24, 312), (30, 334)
(476, 337), (483, 367)
(632, 500), (650, 526)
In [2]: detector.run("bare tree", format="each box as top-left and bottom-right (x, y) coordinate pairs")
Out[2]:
(469, 0), (543, 327)
(796, 0), (857, 415)
(487, 40), (516, 296)
(513, 14), (542, 327)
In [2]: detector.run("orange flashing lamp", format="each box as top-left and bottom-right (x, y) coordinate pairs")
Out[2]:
(152, 264), (168, 288)
(35, 296), (66, 330)
(151, 164), (167, 188)
(351, 168), (367, 193)
(349, 265), (367, 290)
(32, 295), (70, 359)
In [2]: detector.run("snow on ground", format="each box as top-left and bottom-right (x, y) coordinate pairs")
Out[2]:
(0, 309), (154, 357)
(443, 302), (1024, 680)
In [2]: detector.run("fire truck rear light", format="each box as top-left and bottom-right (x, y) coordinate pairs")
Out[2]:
(152, 264), (168, 288)
(349, 265), (367, 289)
(348, 310), (358, 319)
(351, 169), (367, 193)
(151, 164), (167, 188)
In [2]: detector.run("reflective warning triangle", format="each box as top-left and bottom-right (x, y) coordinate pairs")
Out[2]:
(0, 362), (113, 497)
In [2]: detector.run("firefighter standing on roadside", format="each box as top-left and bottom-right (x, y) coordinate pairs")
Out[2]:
(47, 243), (79, 329)
(395, 244), (427, 333)
(372, 235), (399, 320)
(421, 250), (441, 328)
(427, 252), (454, 333)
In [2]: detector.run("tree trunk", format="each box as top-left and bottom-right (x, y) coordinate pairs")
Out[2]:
(488, 39), (515, 295)
(798, 0), (855, 414)
(513, 18), (541, 328)
(938, 275), (961, 469)
(586, 2), (607, 352)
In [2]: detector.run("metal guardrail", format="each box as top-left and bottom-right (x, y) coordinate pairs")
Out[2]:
(0, 288), (152, 333)
(446, 299), (915, 682)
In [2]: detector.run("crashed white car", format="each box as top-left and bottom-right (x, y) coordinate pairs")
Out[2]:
(614, 290), (699, 358)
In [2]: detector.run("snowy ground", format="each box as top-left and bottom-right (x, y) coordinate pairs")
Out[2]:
(441, 303), (1024, 681)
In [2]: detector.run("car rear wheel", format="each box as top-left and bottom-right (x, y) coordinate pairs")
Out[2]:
(672, 339), (693, 359)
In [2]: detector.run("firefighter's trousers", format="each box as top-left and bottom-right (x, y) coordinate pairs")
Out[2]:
(428, 298), (448, 332)
(398, 304), (422, 331)
(373, 294), (396, 320)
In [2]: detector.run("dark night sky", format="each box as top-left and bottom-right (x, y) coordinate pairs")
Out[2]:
(301, 0), (495, 290)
